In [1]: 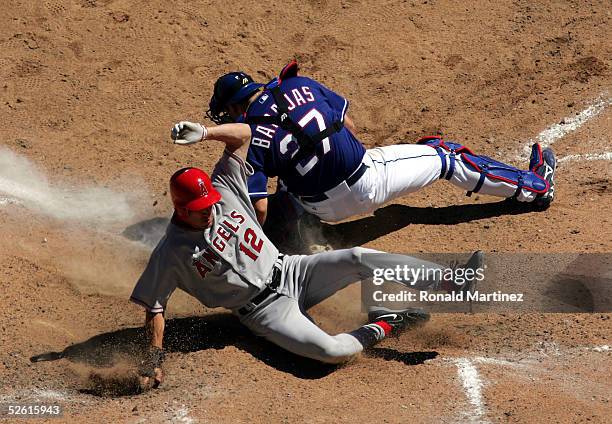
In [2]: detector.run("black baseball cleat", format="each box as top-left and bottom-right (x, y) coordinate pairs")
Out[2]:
(349, 307), (430, 347)
(441, 250), (484, 296)
(367, 307), (431, 335)
(529, 143), (556, 209)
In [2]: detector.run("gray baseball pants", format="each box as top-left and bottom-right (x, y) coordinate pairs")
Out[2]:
(238, 247), (443, 364)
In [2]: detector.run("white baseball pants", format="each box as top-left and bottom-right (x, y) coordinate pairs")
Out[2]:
(297, 144), (536, 223)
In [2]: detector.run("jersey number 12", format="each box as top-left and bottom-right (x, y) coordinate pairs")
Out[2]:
(239, 228), (263, 260)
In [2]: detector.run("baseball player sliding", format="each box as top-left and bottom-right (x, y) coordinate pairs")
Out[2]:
(178, 61), (556, 234)
(131, 124), (483, 388)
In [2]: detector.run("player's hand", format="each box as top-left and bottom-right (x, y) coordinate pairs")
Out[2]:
(171, 121), (208, 145)
(137, 346), (165, 391)
(139, 367), (164, 391)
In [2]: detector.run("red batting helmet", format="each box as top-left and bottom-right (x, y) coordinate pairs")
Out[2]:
(170, 167), (221, 217)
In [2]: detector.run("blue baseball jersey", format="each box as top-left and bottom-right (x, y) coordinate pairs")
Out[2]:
(240, 76), (366, 198)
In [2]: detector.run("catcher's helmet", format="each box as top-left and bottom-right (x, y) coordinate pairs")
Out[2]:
(206, 72), (263, 124)
(170, 167), (221, 218)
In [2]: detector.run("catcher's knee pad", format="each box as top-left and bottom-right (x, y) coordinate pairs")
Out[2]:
(417, 136), (549, 196)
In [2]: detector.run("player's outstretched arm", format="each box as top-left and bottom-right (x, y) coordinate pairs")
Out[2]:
(138, 311), (165, 390)
(171, 121), (252, 157)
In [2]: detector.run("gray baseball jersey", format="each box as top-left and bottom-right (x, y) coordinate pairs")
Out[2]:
(130, 150), (280, 312)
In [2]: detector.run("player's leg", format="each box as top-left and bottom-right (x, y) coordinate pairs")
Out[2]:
(294, 137), (555, 224)
(287, 247), (446, 310)
(360, 143), (443, 208)
(294, 144), (443, 222)
(239, 295), (364, 364)
(239, 293), (427, 364)
(418, 137), (556, 208)
(239, 250), (484, 363)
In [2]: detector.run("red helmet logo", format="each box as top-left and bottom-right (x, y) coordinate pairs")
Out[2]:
(198, 178), (208, 196)
(170, 168), (221, 217)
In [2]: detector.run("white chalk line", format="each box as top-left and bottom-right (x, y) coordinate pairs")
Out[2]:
(518, 93), (612, 161)
(168, 405), (196, 424)
(440, 344), (610, 422)
(453, 358), (490, 424)
(558, 152), (612, 163)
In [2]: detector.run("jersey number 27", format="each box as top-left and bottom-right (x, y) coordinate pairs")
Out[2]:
(279, 109), (330, 176)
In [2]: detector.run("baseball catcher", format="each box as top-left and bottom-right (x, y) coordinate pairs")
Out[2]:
(131, 124), (483, 388)
(178, 60), (556, 241)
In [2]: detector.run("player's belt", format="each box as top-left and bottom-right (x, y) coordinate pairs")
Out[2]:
(238, 254), (284, 316)
(298, 162), (369, 203)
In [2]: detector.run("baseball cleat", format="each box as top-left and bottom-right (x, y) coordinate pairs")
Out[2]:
(367, 307), (431, 335)
(441, 250), (484, 296)
(529, 143), (556, 209)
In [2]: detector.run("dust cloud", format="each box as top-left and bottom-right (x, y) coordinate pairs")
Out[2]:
(0, 146), (157, 299)
(0, 147), (136, 224)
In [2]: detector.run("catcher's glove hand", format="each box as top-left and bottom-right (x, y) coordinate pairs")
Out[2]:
(171, 121), (207, 145)
(138, 346), (165, 390)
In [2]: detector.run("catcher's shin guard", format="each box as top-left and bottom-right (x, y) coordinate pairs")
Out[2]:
(417, 136), (549, 201)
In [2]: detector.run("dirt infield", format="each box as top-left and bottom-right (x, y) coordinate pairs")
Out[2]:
(1, 0), (610, 422)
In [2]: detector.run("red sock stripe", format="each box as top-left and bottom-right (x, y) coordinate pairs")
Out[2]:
(374, 321), (393, 336)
